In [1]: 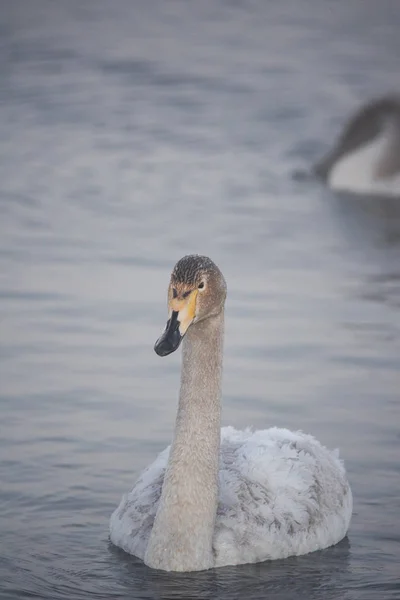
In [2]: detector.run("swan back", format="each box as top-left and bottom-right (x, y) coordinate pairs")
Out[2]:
(315, 95), (400, 196)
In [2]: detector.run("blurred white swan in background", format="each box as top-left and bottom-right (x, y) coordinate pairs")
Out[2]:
(314, 95), (400, 197)
(110, 255), (352, 572)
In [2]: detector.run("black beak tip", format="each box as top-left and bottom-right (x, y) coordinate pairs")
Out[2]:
(154, 337), (175, 357)
(154, 314), (182, 357)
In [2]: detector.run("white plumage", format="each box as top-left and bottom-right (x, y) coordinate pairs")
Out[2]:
(110, 425), (352, 567)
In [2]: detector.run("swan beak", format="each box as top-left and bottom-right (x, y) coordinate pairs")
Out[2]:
(154, 290), (198, 357)
(154, 310), (182, 356)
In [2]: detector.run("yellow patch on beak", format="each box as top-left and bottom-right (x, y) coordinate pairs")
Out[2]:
(170, 289), (198, 335)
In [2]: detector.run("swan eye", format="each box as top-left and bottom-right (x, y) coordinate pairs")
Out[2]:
(172, 288), (178, 299)
(198, 282), (205, 290)
(182, 290), (191, 299)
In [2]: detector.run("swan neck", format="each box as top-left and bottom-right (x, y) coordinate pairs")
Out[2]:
(144, 309), (224, 571)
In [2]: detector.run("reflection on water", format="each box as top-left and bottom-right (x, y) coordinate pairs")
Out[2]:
(332, 193), (400, 242)
(329, 193), (400, 314)
(1, 1), (400, 599)
(108, 540), (351, 600)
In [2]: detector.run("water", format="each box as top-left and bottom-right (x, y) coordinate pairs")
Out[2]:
(1, 1), (400, 598)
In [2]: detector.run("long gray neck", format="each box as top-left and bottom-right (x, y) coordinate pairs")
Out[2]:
(144, 310), (224, 572)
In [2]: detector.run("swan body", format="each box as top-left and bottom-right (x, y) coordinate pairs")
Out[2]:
(110, 255), (352, 571)
(110, 426), (351, 567)
(314, 95), (400, 197)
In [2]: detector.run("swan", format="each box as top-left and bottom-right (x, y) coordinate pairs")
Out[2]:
(314, 95), (400, 197)
(109, 255), (352, 572)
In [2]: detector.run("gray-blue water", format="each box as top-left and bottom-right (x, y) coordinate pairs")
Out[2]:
(1, 1), (400, 599)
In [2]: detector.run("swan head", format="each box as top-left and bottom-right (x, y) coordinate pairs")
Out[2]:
(154, 255), (227, 357)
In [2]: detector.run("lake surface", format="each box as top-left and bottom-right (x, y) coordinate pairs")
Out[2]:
(1, 1), (400, 599)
